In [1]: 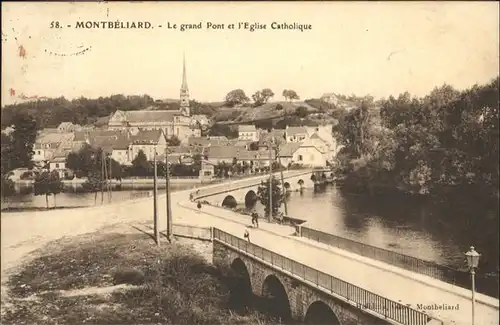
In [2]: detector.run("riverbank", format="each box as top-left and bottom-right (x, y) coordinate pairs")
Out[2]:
(1, 225), (279, 325)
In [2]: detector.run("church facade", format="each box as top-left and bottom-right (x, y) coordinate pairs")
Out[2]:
(108, 55), (202, 144)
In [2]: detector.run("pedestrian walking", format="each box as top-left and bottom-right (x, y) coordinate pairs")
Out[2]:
(251, 212), (259, 228)
(244, 229), (250, 242)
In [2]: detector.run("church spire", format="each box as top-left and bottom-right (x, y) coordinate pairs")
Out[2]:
(181, 52), (188, 91)
(180, 53), (190, 117)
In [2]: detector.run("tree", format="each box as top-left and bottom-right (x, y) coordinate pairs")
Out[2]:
(49, 170), (63, 207)
(9, 113), (38, 169)
(167, 135), (181, 146)
(1, 175), (15, 202)
(249, 142), (260, 151)
(66, 143), (100, 177)
(82, 170), (103, 204)
(225, 89), (249, 107)
(257, 176), (283, 217)
(131, 150), (152, 176)
(1, 134), (15, 178)
(209, 124), (238, 138)
(33, 170), (63, 209)
(252, 88), (275, 106)
(295, 106), (309, 118)
(282, 89), (300, 102)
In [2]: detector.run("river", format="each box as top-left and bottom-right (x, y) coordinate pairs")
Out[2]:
(250, 185), (499, 277)
(2, 182), (498, 277)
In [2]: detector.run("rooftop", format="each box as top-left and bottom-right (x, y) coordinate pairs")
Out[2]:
(285, 126), (308, 136)
(131, 130), (162, 144)
(278, 143), (301, 157)
(238, 124), (257, 132)
(112, 109), (181, 124)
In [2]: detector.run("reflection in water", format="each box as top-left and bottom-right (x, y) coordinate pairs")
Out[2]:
(253, 184), (498, 274)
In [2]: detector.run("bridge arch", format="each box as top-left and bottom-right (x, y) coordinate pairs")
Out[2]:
(261, 274), (292, 322)
(222, 195), (237, 208)
(229, 258), (252, 312)
(304, 300), (340, 325)
(244, 190), (258, 209)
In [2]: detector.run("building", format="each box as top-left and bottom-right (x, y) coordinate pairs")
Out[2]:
(57, 122), (81, 133)
(48, 156), (66, 178)
(89, 134), (131, 166)
(33, 132), (75, 165)
(285, 126), (309, 143)
(107, 55), (203, 144)
(199, 160), (216, 179)
(320, 93), (340, 106)
(278, 141), (327, 168)
(130, 130), (167, 161)
(238, 124), (258, 141)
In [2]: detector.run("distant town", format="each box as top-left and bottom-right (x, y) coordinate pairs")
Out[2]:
(2, 56), (347, 185)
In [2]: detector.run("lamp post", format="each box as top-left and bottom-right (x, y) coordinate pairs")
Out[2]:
(465, 246), (481, 325)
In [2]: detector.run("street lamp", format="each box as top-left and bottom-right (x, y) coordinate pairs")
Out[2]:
(464, 246), (481, 325)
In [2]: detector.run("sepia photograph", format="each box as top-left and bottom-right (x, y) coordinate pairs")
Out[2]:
(1, 2), (499, 325)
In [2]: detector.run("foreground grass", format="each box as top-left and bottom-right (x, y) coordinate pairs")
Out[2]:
(1, 231), (279, 325)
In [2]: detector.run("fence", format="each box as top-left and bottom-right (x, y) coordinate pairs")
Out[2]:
(301, 227), (499, 298)
(213, 228), (437, 325)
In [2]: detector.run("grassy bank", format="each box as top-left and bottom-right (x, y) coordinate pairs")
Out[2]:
(1, 231), (280, 325)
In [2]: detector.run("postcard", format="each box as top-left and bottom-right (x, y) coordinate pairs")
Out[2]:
(1, 2), (498, 325)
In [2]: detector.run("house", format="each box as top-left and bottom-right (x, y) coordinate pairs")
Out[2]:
(130, 130), (167, 161)
(320, 93), (340, 106)
(48, 155), (67, 178)
(33, 132), (75, 164)
(205, 146), (240, 164)
(277, 141), (327, 168)
(285, 126), (309, 143)
(238, 124), (258, 141)
(89, 134), (131, 166)
(199, 160), (216, 179)
(258, 129), (286, 148)
(57, 122), (80, 133)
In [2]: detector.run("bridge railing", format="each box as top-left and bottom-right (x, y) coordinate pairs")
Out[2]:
(213, 228), (438, 325)
(301, 227), (499, 298)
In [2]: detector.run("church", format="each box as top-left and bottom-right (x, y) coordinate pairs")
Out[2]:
(108, 55), (203, 144)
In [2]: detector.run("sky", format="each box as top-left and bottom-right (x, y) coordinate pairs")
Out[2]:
(1, 2), (499, 106)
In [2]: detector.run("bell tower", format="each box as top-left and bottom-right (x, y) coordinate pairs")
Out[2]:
(180, 53), (190, 117)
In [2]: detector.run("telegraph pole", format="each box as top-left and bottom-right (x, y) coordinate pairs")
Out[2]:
(161, 129), (173, 243)
(100, 151), (104, 204)
(153, 150), (160, 246)
(276, 141), (288, 216)
(268, 135), (273, 223)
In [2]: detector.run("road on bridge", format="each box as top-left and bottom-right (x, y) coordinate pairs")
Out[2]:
(177, 201), (499, 325)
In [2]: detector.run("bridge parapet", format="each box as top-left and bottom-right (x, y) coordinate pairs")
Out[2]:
(213, 228), (442, 325)
(191, 169), (313, 203)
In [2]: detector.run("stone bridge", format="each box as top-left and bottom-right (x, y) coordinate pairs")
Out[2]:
(213, 228), (437, 325)
(194, 169), (317, 208)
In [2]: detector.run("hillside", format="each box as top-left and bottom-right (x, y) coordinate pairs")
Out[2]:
(1, 94), (356, 130)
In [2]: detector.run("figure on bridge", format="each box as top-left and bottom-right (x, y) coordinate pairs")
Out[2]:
(244, 229), (250, 242)
(197, 201), (202, 210)
(251, 212), (259, 228)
